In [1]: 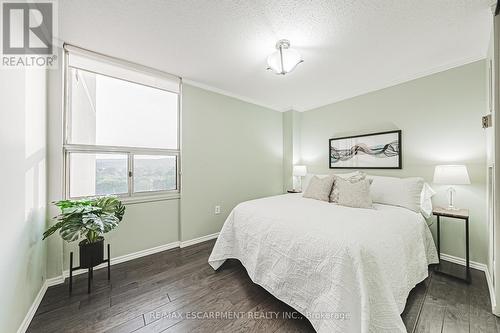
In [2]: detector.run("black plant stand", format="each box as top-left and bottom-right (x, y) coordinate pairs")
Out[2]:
(69, 244), (111, 294)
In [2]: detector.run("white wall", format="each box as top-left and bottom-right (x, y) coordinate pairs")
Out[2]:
(0, 67), (48, 333)
(492, 11), (500, 315)
(485, 19), (495, 309)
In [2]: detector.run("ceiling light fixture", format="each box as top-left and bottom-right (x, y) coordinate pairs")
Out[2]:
(266, 39), (303, 75)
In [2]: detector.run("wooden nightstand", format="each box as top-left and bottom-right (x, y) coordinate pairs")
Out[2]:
(432, 207), (470, 283)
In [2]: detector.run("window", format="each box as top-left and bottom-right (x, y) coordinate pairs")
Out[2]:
(63, 45), (181, 201)
(133, 155), (177, 193)
(68, 152), (128, 198)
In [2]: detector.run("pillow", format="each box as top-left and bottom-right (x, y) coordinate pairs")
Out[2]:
(336, 178), (373, 209)
(302, 171), (360, 193)
(333, 171), (362, 179)
(330, 171), (366, 203)
(368, 175), (424, 213)
(303, 175), (335, 202)
(302, 174), (329, 193)
(420, 183), (436, 218)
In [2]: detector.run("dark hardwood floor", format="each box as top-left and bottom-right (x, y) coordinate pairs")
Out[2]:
(27, 240), (499, 333)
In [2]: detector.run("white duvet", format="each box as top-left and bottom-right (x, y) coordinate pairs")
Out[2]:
(208, 194), (438, 333)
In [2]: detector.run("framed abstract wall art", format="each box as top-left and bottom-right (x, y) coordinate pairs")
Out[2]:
(329, 130), (402, 169)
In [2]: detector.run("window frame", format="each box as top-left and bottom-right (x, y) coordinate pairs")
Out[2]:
(62, 46), (181, 203)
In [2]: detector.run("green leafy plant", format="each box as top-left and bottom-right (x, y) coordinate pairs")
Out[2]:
(43, 197), (125, 244)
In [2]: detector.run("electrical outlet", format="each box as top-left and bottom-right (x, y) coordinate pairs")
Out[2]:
(214, 205), (221, 215)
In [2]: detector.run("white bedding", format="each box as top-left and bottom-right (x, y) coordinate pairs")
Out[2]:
(208, 194), (438, 333)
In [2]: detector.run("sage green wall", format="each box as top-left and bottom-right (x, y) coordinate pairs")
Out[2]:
(47, 65), (285, 276)
(0, 68), (47, 333)
(283, 110), (301, 191)
(62, 201), (180, 270)
(283, 111), (293, 191)
(180, 84), (284, 241)
(299, 61), (488, 264)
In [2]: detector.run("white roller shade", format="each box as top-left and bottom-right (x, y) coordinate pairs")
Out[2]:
(64, 44), (180, 93)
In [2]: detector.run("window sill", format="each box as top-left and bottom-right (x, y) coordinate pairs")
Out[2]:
(122, 193), (180, 205)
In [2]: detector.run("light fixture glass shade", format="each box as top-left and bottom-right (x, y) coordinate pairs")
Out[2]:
(266, 52), (282, 74)
(433, 165), (471, 185)
(293, 165), (307, 177)
(267, 39), (303, 75)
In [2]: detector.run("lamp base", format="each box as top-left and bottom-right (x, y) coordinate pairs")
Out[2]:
(447, 187), (458, 210)
(293, 176), (302, 192)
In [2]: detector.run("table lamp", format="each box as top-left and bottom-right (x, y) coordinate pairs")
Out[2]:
(433, 165), (471, 210)
(293, 165), (307, 192)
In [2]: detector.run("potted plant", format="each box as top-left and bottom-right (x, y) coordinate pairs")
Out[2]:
(43, 197), (125, 268)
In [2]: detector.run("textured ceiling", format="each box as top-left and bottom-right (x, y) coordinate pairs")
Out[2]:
(58, 0), (493, 111)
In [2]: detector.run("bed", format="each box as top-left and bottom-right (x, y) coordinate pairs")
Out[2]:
(208, 193), (439, 333)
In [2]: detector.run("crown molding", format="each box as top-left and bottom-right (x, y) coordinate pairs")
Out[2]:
(298, 54), (486, 112)
(182, 79), (285, 112)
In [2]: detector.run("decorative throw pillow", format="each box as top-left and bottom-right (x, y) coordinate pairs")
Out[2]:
(336, 178), (373, 209)
(303, 175), (335, 202)
(302, 174), (329, 193)
(330, 172), (367, 203)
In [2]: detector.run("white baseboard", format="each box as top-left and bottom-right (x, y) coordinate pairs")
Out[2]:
(439, 253), (486, 271)
(440, 253), (496, 312)
(180, 232), (219, 248)
(46, 275), (65, 287)
(62, 240), (181, 278)
(56, 232), (219, 278)
(16, 281), (48, 333)
(485, 266), (497, 312)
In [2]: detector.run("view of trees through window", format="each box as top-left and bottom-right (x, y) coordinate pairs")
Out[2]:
(92, 156), (177, 196)
(94, 156), (128, 196)
(133, 155), (177, 193)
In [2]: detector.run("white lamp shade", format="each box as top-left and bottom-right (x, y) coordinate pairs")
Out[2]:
(433, 165), (471, 185)
(293, 165), (307, 177)
(267, 48), (303, 74)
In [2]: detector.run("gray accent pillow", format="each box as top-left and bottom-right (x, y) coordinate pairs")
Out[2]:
(330, 172), (367, 203)
(336, 178), (373, 209)
(303, 175), (335, 202)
